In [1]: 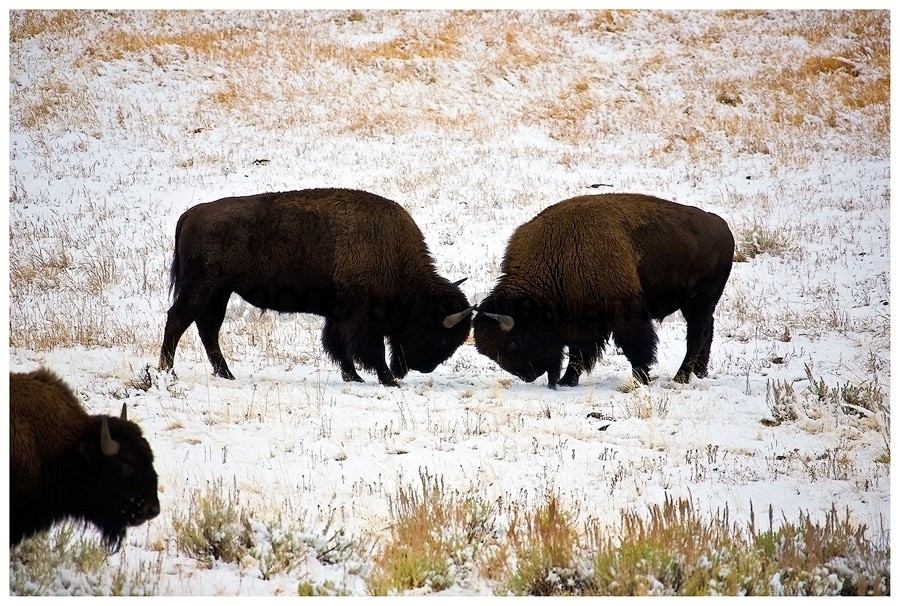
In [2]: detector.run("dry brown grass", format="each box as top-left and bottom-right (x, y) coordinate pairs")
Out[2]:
(492, 28), (544, 70)
(8, 203), (165, 353)
(356, 25), (462, 63)
(9, 9), (83, 41)
(89, 24), (258, 65)
(11, 9), (888, 150)
(782, 10), (889, 53)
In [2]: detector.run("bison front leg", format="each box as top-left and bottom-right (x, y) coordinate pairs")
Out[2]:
(357, 336), (400, 387)
(559, 342), (604, 387)
(559, 353), (585, 387)
(322, 318), (399, 386)
(546, 366), (561, 389)
(612, 310), (658, 386)
(322, 319), (365, 383)
(340, 365), (364, 383)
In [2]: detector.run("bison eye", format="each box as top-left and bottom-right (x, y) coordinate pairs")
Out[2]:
(121, 463), (135, 477)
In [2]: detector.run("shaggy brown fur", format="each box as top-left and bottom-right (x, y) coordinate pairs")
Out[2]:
(474, 193), (734, 388)
(159, 188), (472, 386)
(10, 368), (160, 550)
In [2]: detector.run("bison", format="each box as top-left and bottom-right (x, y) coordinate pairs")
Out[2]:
(159, 188), (473, 386)
(474, 193), (734, 389)
(9, 368), (161, 550)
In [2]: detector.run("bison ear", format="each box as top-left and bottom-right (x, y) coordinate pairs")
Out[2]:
(77, 442), (97, 464)
(120, 403), (128, 421)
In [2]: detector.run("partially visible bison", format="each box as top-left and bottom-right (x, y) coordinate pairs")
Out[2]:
(159, 189), (473, 386)
(9, 368), (161, 550)
(474, 193), (734, 389)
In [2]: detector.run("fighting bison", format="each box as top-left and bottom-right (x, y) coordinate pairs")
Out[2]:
(474, 193), (734, 389)
(9, 368), (161, 550)
(159, 188), (473, 386)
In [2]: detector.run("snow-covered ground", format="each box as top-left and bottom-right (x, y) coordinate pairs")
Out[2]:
(6, 9), (891, 595)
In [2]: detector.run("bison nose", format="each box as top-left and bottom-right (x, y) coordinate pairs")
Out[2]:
(142, 500), (161, 521)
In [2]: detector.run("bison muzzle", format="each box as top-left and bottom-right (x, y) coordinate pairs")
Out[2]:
(474, 193), (734, 389)
(10, 368), (161, 550)
(159, 188), (473, 386)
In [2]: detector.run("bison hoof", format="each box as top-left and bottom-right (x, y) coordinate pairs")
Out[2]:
(378, 374), (400, 387)
(214, 368), (236, 380)
(673, 372), (691, 384)
(341, 370), (364, 383)
(558, 375), (580, 387)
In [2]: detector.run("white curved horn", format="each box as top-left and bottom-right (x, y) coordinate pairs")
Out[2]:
(482, 311), (514, 332)
(100, 417), (120, 456)
(443, 306), (474, 328)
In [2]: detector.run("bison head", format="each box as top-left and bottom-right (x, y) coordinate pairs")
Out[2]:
(79, 404), (160, 551)
(389, 278), (473, 378)
(473, 296), (564, 385)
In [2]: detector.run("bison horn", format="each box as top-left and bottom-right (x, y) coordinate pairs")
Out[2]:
(482, 311), (515, 332)
(100, 417), (120, 457)
(443, 306), (474, 328)
(120, 403), (128, 421)
(451, 277), (468, 287)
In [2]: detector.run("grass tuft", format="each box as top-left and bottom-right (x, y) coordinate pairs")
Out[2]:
(736, 221), (798, 259)
(172, 478), (253, 567)
(503, 494), (594, 595)
(367, 470), (495, 595)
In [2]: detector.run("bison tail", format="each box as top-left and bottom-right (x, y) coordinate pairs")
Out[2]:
(168, 218), (183, 302)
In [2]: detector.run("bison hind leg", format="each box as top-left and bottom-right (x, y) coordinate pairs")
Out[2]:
(159, 298), (199, 372)
(675, 304), (717, 383)
(195, 292), (235, 380)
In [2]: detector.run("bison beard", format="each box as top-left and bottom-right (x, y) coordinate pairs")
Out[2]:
(10, 369), (161, 551)
(474, 193), (734, 389)
(158, 189), (473, 386)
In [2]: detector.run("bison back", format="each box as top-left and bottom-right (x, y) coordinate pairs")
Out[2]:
(9, 369), (89, 501)
(498, 193), (734, 316)
(170, 189), (437, 312)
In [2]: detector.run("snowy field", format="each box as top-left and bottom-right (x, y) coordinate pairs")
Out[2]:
(6, 9), (891, 595)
